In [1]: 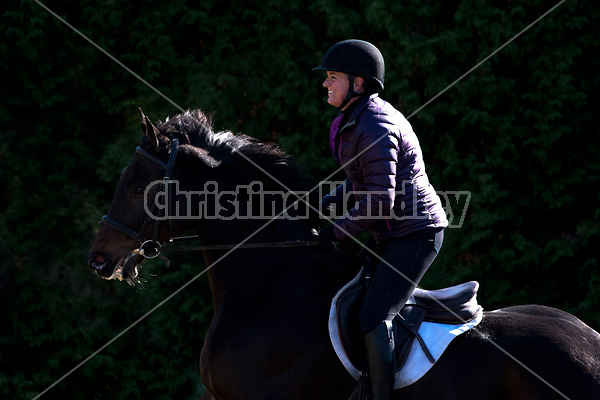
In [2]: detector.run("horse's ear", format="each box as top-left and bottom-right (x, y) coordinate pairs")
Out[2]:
(138, 107), (160, 152)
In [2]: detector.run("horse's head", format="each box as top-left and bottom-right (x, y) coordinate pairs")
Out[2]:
(87, 107), (324, 285)
(85, 108), (217, 284)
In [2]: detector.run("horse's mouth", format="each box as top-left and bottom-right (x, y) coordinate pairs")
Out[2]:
(96, 251), (143, 285)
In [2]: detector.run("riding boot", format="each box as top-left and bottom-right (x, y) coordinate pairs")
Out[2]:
(363, 320), (396, 400)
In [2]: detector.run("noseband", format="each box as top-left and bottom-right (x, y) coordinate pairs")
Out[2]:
(100, 137), (180, 259)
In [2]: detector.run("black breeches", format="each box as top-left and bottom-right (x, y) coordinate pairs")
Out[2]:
(358, 228), (444, 334)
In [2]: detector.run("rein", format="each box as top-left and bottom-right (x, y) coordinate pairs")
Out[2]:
(99, 137), (320, 262)
(161, 237), (320, 253)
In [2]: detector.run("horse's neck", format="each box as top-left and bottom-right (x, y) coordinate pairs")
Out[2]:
(199, 221), (356, 311)
(197, 217), (315, 247)
(198, 219), (315, 299)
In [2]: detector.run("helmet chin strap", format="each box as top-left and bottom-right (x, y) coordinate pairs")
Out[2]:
(339, 75), (362, 110)
(339, 75), (355, 109)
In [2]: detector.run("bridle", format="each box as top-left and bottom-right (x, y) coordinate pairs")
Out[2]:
(100, 137), (181, 260)
(99, 137), (318, 263)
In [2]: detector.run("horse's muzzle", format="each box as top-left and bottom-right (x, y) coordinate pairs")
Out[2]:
(86, 250), (142, 284)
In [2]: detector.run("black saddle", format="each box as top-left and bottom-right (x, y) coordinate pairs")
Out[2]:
(335, 268), (481, 373)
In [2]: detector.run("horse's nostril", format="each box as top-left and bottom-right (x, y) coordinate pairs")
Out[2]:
(87, 253), (109, 271)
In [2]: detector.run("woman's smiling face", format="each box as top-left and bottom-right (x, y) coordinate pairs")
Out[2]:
(322, 71), (350, 108)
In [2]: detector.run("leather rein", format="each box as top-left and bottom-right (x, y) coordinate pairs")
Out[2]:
(99, 137), (319, 262)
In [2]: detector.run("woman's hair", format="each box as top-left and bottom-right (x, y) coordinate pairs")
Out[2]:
(361, 76), (379, 95)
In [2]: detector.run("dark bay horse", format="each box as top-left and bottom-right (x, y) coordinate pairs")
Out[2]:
(86, 109), (600, 399)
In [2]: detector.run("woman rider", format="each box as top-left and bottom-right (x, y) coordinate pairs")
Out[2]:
(314, 39), (448, 399)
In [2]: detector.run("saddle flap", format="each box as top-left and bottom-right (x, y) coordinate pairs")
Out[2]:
(335, 270), (367, 368)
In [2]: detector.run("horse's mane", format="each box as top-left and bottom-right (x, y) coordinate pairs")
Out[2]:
(149, 109), (357, 270)
(157, 109), (246, 152)
(155, 108), (319, 205)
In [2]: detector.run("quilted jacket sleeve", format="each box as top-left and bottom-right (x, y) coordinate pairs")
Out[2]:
(321, 178), (353, 209)
(333, 116), (400, 240)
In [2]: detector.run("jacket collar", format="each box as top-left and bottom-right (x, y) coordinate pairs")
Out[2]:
(340, 93), (379, 130)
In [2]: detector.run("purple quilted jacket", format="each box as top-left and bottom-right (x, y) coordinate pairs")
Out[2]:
(324, 94), (448, 242)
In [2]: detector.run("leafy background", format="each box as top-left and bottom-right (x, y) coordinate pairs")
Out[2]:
(1, 0), (598, 398)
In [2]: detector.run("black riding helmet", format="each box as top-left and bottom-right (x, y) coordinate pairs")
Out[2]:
(313, 39), (385, 108)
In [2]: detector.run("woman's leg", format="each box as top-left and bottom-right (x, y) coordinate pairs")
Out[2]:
(359, 228), (444, 333)
(358, 228), (444, 399)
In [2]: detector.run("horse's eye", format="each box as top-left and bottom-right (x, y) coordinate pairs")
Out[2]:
(134, 186), (145, 195)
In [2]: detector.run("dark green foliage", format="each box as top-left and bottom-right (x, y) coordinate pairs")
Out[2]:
(1, 0), (598, 398)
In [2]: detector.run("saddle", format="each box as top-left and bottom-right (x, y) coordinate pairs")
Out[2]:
(329, 267), (483, 389)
